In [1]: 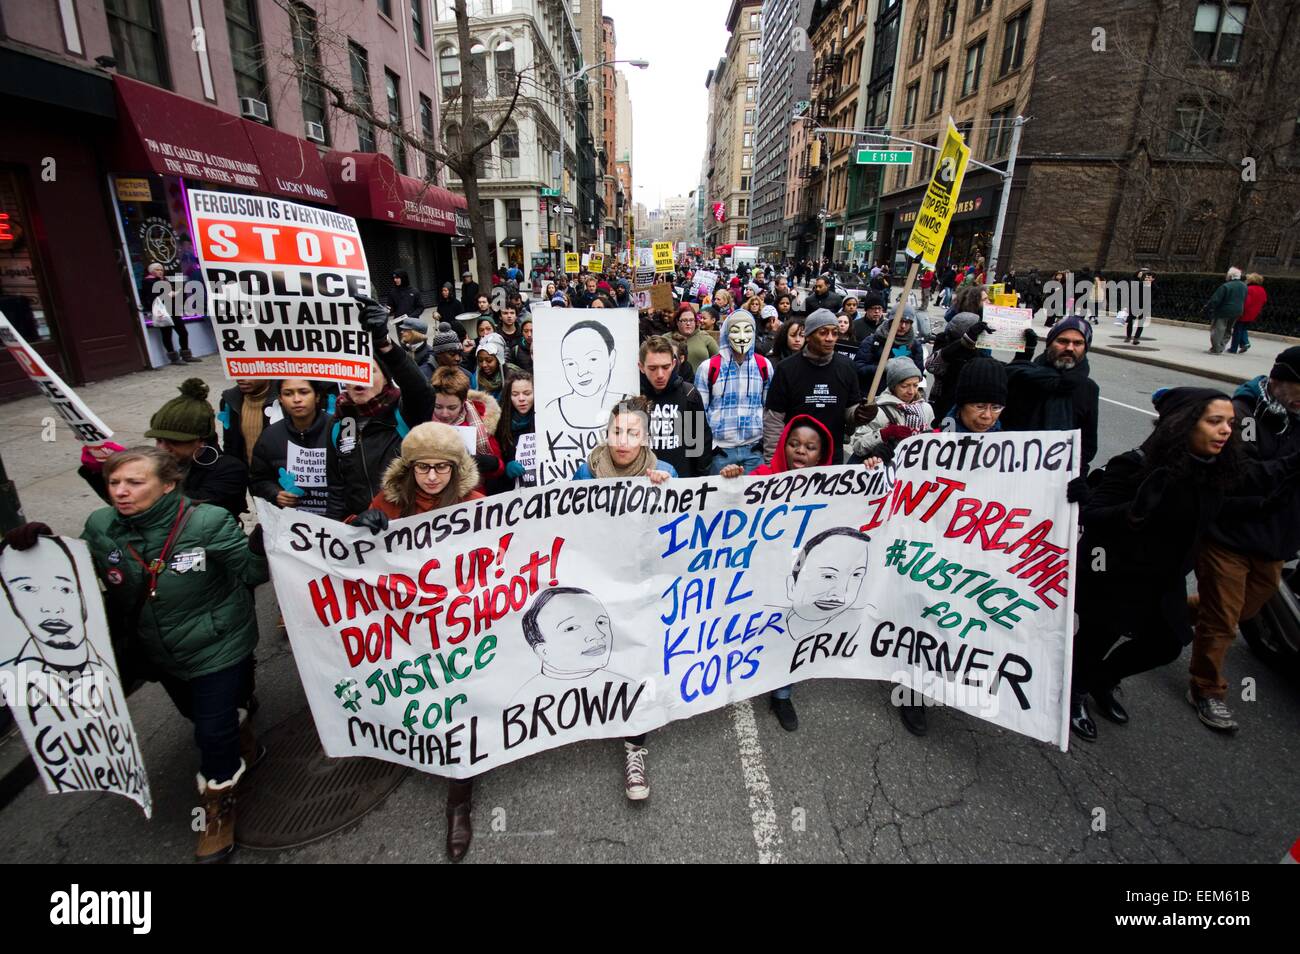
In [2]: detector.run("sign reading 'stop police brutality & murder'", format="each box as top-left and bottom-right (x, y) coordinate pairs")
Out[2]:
(188, 190), (373, 386)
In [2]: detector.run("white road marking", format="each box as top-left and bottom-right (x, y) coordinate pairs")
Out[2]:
(730, 699), (784, 864)
(1100, 395), (1157, 417)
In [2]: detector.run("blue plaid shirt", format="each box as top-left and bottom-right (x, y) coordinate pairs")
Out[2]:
(696, 350), (772, 447)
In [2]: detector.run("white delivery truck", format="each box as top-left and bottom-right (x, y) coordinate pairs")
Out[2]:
(728, 244), (760, 271)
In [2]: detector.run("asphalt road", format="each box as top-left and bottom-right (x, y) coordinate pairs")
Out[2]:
(2, 349), (1295, 864)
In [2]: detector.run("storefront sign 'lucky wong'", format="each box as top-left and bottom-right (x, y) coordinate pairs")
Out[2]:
(188, 190), (373, 387)
(260, 430), (1081, 779)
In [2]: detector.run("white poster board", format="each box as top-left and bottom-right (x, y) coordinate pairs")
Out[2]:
(0, 314), (113, 445)
(978, 305), (1034, 353)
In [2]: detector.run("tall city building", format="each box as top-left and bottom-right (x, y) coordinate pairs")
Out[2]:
(614, 70), (634, 244)
(752, 0), (815, 259)
(572, 0), (605, 251)
(705, 0), (764, 248)
(600, 16), (621, 251)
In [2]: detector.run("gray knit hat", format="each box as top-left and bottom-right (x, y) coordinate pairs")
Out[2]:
(429, 322), (461, 355)
(885, 356), (924, 391)
(804, 308), (839, 337)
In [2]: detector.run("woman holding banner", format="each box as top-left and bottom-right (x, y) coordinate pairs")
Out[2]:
(348, 422), (485, 860)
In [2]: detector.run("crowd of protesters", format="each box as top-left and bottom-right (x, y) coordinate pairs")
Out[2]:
(7, 253), (1300, 866)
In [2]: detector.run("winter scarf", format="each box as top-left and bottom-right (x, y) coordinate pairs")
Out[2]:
(455, 399), (494, 455)
(899, 400), (928, 431)
(586, 443), (658, 479)
(239, 382), (271, 465)
(337, 383), (400, 419)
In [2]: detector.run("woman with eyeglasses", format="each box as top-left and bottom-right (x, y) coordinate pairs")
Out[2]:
(939, 358), (1008, 434)
(348, 422), (485, 860)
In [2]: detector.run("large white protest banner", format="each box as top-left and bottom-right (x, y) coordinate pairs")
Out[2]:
(531, 307), (639, 483)
(0, 536), (152, 816)
(187, 189), (373, 386)
(259, 430), (1079, 779)
(0, 313), (114, 446)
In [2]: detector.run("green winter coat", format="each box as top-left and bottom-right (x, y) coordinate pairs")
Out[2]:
(80, 489), (268, 680)
(1204, 279), (1247, 322)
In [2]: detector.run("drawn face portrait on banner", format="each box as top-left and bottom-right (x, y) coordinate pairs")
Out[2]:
(784, 528), (872, 639)
(554, 321), (621, 425)
(523, 586), (614, 675)
(0, 537), (99, 674)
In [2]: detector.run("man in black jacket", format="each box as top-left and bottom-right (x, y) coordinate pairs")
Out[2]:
(385, 269), (423, 321)
(639, 336), (712, 478)
(1189, 348), (1300, 731)
(459, 271), (480, 315)
(803, 275), (844, 315)
(1002, 316), (1100, 474)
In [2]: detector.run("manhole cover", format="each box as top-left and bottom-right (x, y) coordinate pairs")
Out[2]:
(237, 708), (409, 849)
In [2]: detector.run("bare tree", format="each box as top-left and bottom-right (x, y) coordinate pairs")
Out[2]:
(1110, 0), (1300, 272)
(274, 0), (543, 292)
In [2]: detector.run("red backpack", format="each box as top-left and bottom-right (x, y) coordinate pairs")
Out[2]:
(707, 352), (771, 388)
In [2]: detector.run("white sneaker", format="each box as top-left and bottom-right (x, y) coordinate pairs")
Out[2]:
(623, 742), (649, 801)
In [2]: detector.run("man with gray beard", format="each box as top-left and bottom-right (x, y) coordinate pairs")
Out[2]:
(1002, 316), (1100, 485)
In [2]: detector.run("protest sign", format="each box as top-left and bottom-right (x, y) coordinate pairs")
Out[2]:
(632, 288), (653, 311)
(650, 284), (674, 313)
(992, 292), (1020, 307)
(978, 304), (1034, 353)
(284, 442), (329, 514)
(564, 253), (580, 274)
(259, 430), (1079, 780)
(532, 307), (639, 484)
(514, 433), (537, 488)
(0, 536), (152, 816)
(653, 242), (675, 273)
(188, 189), (372, 386)
(690, 270), (717, 299)
(589, 253), (604, 274)
(905, 120), (970, 269)
(0, 314), (114, 445)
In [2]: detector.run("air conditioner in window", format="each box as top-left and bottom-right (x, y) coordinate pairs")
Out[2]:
(305, 121), (326, 143)
(240, 98), (269, 122)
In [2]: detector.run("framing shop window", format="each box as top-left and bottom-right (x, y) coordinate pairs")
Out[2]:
(439, 45), (461, 94)
(495, 41), (516, 96)
(911, 2), (928, 63)
(419, 93), (436, 176)
(1168, 101), (1224, 157)
(999, 6), (1030, 77)
(385, 69), (408, 175)
(225, 0), (270, 116)
(928, 61), (948, 116)
(411, 0), (426, 50)
(105, 0), (169, 88)
(903, 81), (919, 126)
(1193, 2), (1248, 65)
(349, 42), (376, 152)
(962, 38), (985, 97)
(985, 104), (1014, 160)
(1133, 209), (1167, 255)
(939, 0), (958, 41)
(291, 3), (329, 143)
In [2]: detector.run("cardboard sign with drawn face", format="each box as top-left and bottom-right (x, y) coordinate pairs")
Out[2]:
(0, 536), (152, 817)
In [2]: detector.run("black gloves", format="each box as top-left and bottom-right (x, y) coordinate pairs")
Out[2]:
(473, 453), (498, 475)
(1066, 476), (1091, 505)
(2, 521), (53, 551)
(247, 524), (265, 556)
(963, 321), (989, 347)
(355, 295), (392, 353)
(1022, 327), (1038, 351)
(353, 509), (390, 535)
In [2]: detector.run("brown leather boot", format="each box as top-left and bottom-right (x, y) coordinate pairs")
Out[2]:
(195, 762), (245, 864)
(446, 778), (473, 862)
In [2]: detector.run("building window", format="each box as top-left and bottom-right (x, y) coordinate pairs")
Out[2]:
(1168, 102), (1224, 156)
(903, 81), (919, 126)
(504, 198), (522, 241)
(495, 42), (516, 94)
(1172, 219), (1204, 256)
(378, 0), (393, 18)
(1255, 232), (1281, 258)
(225, 0), (269, 114)
(956, 119), (974, 144)
(1193, 2), (1248, 65)
(469, 42), (489, 97)
(749, 38), (759, 56)
(439, 46), (460, 93)
(985, 105), (1014, 159)
(480, 198), (497, 247)
(972, 0), (993, 16)
(499, 120), (519, 176)
(738, 198), (749, 216)
(742, 154), (751, 169)
(741, 175), (751, 190)
(1134, 210), (1167, 255)
(750, 11), (759, 28)
(747, 85), (756, 102)
(745, 109), (754, 125)
(911, 3), (928, 62)
(999, 8), (1030, 76)
(471, 120), (490, 178)
(411, 0), (426, 49)
(919, 137), (937, 180)
(386, 69), (407, 174)
(962, 39), (985, 96)
(928, 62), (947, 115)
(419, 93), (436, 175)
(349, 43), (376, 152)
(744, 132), (752, 148)
(939, 0), (958, 41)
(105, 0), (169, 87)
(291, 3), (328, 142)
(747, 61), (758, 78)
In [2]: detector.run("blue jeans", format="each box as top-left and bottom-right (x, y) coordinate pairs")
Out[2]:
(709, 441), (764, 476)
(159, 656), (255, 783)
(1228, 323), (1251, 352)
(771, 685), (793, 700)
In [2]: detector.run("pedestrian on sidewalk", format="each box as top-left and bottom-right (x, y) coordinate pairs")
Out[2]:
(143, 263), (201, 365)
(1227, 273), (1266, 354)
(1188, 348), (1300, 732)
(5, 446), (270, 862)
(1203, 266), (1247, 354)
(347, 422), (485, 859)
(1125, 269), (1156, 343)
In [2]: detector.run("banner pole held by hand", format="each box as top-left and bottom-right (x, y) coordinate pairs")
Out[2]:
(867, 258), (920, 399)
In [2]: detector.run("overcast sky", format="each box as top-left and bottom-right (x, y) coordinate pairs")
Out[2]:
(602, 0), (732, 211)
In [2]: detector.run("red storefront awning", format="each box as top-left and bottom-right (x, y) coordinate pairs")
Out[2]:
(323, 151), (466, 235)
(111, 75), (335, 204)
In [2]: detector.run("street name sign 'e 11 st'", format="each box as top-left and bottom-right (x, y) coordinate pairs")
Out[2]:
(856, 149), (913, 165)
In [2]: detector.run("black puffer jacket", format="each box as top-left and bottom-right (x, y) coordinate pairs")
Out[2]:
(249, 410), (333, 515)
(325, 345), (434, 521)
(385, 269), (423, 320)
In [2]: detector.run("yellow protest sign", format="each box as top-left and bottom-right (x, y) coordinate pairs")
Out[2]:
(652, 242), (674, 273)
(564, 252), (580, 274)
(905, 119), (970, 269)
(589, 252), (604, 273)
(993, 292), (1019, 307)
(990, 283), (1005, 298)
